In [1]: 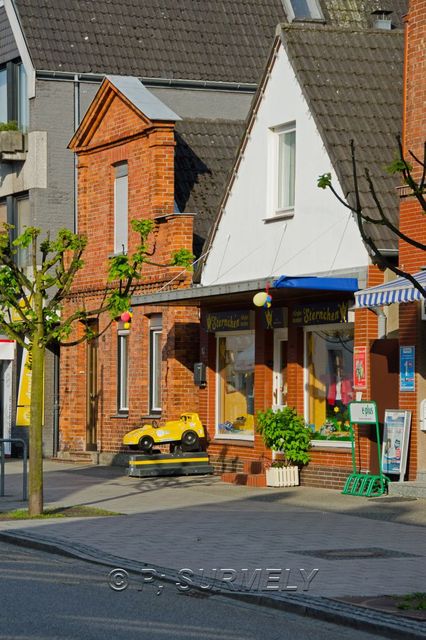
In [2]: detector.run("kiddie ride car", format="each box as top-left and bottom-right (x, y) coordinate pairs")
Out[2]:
(122, 412), (206, 454)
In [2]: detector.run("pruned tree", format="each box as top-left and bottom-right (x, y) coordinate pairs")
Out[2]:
(0, 219), (193, 515)
(318, 137), (426, 296)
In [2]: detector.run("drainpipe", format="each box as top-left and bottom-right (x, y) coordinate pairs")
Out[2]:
(53, 346), (60, 457)
(73, 74), (80, 233)
(372, 307), (387, 339)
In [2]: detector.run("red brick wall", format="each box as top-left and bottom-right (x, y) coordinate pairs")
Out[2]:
(60, 81), (197, 453)
(396, 0), (426, 479)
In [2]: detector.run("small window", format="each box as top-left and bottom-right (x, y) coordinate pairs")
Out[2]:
(15, 195), (31, 268)
(271, 123), (296, 216)
(0, 61), (28, 130)
(117, 329), (129, 412)
(149, 315), (162, 413)
(114, 162), (128, 255)
(282, 0), (324, 21)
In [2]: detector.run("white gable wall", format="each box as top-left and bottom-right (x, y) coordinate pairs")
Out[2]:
(201, 44), (369, 287)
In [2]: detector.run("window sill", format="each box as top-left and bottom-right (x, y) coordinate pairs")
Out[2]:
(110, 412), (129, 419)
(310, 440), (351, 450)
(212, 438), (254, 448)
(263, 211), (294, 223)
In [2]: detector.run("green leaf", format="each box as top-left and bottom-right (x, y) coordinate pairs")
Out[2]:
(317, 173), (332, 189)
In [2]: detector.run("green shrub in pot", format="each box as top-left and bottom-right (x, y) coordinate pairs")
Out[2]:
(256, 407), (311, 466)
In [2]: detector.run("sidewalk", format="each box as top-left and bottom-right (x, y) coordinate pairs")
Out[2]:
(1, 459), (426, 637)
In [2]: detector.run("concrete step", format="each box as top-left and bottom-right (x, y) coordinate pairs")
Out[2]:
(221, 472), (267, 487)
(388, 481), (426, 499)
(54, 451), (99, 465)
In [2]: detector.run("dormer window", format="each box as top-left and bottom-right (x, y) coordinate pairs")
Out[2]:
(282, 0), (324, 21)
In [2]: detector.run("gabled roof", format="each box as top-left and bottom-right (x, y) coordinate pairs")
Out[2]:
(281, 23), (403, 252)
(175, 119), (245, 256)
(69, 77), (178, 151)
(13, 0), (407, 84)
(204, 21), (404, 261)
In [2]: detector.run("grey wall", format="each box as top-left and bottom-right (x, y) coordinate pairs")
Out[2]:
(30, 79), (76, 234)
(0, 6), (19, 65)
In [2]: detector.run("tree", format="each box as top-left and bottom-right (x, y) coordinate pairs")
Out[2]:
(318, 137), (426, 296)
(0, 219), (193, 515)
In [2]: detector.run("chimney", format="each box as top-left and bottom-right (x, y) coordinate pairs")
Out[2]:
(371, 10), (393, 30)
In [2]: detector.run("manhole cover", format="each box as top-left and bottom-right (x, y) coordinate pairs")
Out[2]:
(297, 547), (420, 560)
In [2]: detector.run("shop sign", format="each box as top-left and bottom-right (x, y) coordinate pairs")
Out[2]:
(381, 409), (411, 477)
(400, 346), (415, 392)
(262, 307), (286, 330)
(349, 401), (377, 424)
(353, 346), (367, 389)
(291, 301), (349, 326)
(204, 310), (253, 332)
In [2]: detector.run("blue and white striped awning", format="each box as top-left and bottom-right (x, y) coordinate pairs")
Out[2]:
(355, 270), (426, 308)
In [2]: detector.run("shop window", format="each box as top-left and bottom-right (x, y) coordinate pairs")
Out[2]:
(0, 61), (28, 130)
(306, 327), (354, 432)
(149, 315), (162, 413)
(117, 329), (129, 412)
(114, 162), (128, 254)
(216, 333), (255, 440)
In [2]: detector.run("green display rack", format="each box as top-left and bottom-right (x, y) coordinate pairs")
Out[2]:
(342, 401), (389, 497)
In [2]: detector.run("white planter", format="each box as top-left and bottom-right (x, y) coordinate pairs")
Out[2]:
(266, 465), (299, 487)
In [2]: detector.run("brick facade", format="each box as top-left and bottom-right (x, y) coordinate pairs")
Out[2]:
(59, 79), (198, 457)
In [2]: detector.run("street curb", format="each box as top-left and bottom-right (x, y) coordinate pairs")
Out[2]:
(1, 528), (425, 640)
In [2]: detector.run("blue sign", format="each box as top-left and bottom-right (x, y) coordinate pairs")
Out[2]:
(400, 346), (415, 392)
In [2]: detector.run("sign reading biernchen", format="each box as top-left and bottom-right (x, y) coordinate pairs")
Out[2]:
(291, 301), (349, 326)
(204, 310), (253, 332)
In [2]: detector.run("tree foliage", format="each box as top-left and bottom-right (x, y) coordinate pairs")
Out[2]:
(256, 407), (311, 466)
(0, 219), (194, 515)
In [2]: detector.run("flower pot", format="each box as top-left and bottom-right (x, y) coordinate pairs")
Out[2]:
(266, 465), (299, 487)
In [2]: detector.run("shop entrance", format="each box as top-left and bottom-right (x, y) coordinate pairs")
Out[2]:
(273, 328), (288, 410)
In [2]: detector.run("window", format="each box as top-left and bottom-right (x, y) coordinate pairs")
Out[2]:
(305, 326), (354, 432)
(15, 195), (31, 268)
(216, 332), (255, 441)
(114, 162), (128, 254)
(149, 315), (162, 413)
(276, 124), (296, 213)
(0, 194), (30, 267)
(0, 61), (28, 130)
(282, 0), (324, 21)
(117, 329), (129, 412)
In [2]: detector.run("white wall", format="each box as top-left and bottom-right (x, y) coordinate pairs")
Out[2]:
(202, 45), (369, 286)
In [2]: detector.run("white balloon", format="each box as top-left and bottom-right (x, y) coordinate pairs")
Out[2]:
(253, 291), (268, 307)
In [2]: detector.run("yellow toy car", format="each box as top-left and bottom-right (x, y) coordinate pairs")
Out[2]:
(122, 412), (206, 453)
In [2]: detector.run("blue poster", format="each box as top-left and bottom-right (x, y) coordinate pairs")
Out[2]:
(400, 346), (415, 392)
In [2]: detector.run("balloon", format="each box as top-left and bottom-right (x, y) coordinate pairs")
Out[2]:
(264, 294), (272, 309)
(253, 291), (268, 307)
(121, 311), (131, 322)
(123, 322), (130, 330)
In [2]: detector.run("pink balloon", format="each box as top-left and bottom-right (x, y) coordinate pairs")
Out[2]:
(121, 311), (131, 322)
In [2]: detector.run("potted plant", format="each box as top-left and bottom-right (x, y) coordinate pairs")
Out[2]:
(257, 407), (311, 487)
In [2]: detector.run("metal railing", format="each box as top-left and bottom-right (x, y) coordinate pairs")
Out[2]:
(0, 438), (28, 501)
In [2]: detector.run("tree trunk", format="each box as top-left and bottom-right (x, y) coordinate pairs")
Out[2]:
(28, 337), (45, 515)
(28, 269), (46, 517)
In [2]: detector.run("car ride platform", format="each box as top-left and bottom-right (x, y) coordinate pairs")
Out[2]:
(128, 452), (214, 478)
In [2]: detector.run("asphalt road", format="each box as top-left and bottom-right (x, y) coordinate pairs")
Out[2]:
(0, 541), (391, 640)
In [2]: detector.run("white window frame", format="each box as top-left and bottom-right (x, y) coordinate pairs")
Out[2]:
(114, 162), (128, 255)
(117, 329), (129, 412)
(282, 0), (324, 22)
(215, 330), (255, 442)
(149, 316), (162, 413)
(268, 122), (296, 219)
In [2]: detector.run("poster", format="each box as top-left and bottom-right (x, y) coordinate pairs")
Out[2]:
(400, 346), (415, 392)
(381, 410), (411, 477)
(353, 346), (367, 389)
